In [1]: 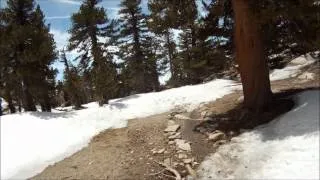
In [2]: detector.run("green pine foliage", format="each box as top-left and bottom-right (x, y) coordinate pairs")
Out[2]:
(0, 0), (57, 112)
(118, 0), (159, 94)
(68, 0), (119, 106)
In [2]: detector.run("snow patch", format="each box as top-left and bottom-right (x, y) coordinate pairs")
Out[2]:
(270, 53), (317, 81)
(198, 90), (320, 179)
(1, 79), (236, 180)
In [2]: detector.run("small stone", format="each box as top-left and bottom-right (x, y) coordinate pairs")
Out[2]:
(164, 124), (180, 132)
(208, 131), (226, 142)
(164, 158), (171, 166)
(174, 114), (190, 120)
(130, 150), (134, 154)
(192, 161), (199, 166)
(175, 139), (191, 151)
(298, 72), (315, 80)
(157, 148), (165, 154)
(168, 132), (181, 139)
(168, 120), (176, 125)
(151, 148), (157, 154)
(200, 111), (208, 118)
(206, 112), (216, 118)
(237, 96), (244, 102)
(204, 116), (213, 121)
(168, 131), (177, 136)
(178, 153), (188, 159)
(183, 158), (193, 164)
(164, 150), (169, 154)
(173, 162), (179, 167)
(168, 141), (175, 145)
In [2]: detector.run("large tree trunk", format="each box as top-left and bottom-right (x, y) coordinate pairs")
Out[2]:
(232, 0), (272, 112)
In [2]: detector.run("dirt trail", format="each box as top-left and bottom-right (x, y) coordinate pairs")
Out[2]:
(31, 62), (319, 180)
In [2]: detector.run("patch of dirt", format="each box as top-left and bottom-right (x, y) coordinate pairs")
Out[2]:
(31, 61), (319, 180)
(31, 113), (214, 180)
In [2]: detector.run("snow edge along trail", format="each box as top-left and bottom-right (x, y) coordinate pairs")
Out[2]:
(198, 90), (320, 179)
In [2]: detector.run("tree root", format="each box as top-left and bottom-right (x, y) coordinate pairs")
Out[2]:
(155, 161), (182, 180)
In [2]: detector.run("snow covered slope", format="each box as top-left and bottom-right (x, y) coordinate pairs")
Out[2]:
(198, 90), (319, 179)
(270, 53), (317, 81)
(0, 79), (236, 180)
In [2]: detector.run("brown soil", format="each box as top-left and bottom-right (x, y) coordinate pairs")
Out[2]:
(31, 62), (319, 180)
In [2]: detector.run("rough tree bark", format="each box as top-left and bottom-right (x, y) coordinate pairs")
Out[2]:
(22, 77), (36, 111)
(232, 0), (272, 113)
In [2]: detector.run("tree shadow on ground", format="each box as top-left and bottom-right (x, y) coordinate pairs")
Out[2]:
(194, 87), (320, 141)
(28, 111), (77, 120)
(108, 102), (128, 110)
(111, 94), (140, 103)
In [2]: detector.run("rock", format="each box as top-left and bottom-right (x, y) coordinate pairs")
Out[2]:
(237, 95), (244, 102)
(157, 148), (165, 154)
(298, 72), (315, 80)
(290, 56), (309, 65)
(168, 132), (181, 139)
(164, 124), (180, 132)
(208, 131), (226, 142)
(200, 111), (208, 118)
(183, 158), (193, 164)
(168, 120), (176, 126)
(164, 158), (171, 166)
(203, 117), (213, 121)
(175, 139), (191, 151)
(205, 111), (216, 118)
(168, 141), (175, 145)
(174, 114), (190, 120)
(178, 153), (188, 159)
(192, 161), (199, 166)
(151, 148), (157, 154)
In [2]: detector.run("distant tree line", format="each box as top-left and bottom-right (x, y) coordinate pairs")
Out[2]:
(0, 0), (319, 112)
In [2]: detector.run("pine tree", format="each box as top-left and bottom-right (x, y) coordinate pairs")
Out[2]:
(68, 0), (118, 106)
(148, 0), (179, 83)
(1, 0), (57, 112)
(29, 5), (57, 112)
(60, 50), (83, 109)
(118, 0), (159, 93)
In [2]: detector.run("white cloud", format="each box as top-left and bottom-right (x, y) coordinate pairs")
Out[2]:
(46, 16), (71, 20)
(53, 0), (81, 5)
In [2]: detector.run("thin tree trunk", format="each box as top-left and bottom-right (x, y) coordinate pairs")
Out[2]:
(22, 78), (36, 111)
(5, 90), (16, 113)
(232, 0), (272, 112)
(166, 31), (175, 79)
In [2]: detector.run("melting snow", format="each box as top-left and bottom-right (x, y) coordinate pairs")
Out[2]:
(0, 79), (236, 179)
(198, 90), (319, 179)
